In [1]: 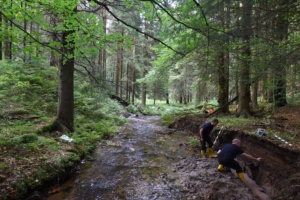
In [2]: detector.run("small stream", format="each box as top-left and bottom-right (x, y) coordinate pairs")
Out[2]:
(44, 115), (191, 200)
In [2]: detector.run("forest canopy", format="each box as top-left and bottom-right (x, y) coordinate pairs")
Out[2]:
(0, 0), (299, 129)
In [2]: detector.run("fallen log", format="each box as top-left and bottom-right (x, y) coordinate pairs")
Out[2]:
(206, 96), (238, 117)
(110, 94), (130, 106)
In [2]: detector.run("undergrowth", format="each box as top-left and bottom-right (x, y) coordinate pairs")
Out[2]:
(0, 60), (126, 199)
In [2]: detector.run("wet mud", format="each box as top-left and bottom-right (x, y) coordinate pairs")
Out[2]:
(31, 115), (299, 200)
(171, 115), (300, 200)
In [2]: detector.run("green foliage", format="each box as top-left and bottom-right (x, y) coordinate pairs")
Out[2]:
(0, 60), (129, 199)
(218, 117), (257, 129)
(126, 104), (138, 114)
(18, 134), (39, 144)
(189, 137), (201, 148)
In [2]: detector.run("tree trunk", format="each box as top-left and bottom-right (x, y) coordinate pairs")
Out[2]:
(126, 62), (129, 101)
(29, 21), (33, 60)
(22, 2), (27, 62)
(115, 58), (119, 95)
(238, 0), (252, 117)
(166, 92), (169, 104)
(273, 0), (288, 107)
(57, 8), (76, 132)
(0, 11), (2, 60)
(251, 81), (258, 107)
(217, 0), (229, 113)
(195, 79), (201, 108)
(131, 43), (136, 105)
(142, 69), (147, 106)
(4, 18), (12, 59)
(102, 9), (107, 81)
(49, 15), (60, 67)
(290, 65), (297, 103)
(235, 68), (239, 105)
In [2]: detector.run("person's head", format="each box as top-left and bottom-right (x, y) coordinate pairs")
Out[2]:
(232, 138), (241, 147)
(211, 118), (219, 126)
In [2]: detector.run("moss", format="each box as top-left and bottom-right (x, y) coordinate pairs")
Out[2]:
(20, 133), (39, 143)
(0, 162), (7, 170)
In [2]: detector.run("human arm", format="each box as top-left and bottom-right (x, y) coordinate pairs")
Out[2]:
(199, 128), (203, 142)
(241, 153), (262, 162)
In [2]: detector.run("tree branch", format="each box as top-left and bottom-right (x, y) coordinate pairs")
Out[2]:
(91, 0), (185, 56)
(0, 11), (62, 55)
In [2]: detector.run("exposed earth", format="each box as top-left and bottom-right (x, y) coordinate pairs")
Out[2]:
(169, 105), (300, 200)
(2, 105), (300, 200)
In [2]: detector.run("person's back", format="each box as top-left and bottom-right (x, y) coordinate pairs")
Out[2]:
(218, 143), (243, 163)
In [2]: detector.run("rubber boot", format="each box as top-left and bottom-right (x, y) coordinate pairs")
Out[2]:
(218, 164), (224, 171)
(208, 148), (217, 158)
(201, 150), (206, 158)
(237, 172), (245, 183)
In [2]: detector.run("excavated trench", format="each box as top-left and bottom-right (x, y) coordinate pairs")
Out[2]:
(212, 129), (300, 200)
(169, 115), (300, 200)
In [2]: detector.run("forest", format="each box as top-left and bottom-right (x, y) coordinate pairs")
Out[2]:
(0, 0), (299, 199)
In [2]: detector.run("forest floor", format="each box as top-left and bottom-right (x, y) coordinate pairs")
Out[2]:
(1, 103), (299, 200)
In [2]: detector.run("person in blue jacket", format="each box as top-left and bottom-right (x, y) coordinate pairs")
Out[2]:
(199, 118), (219, 158)
(217, 138), (262, 183)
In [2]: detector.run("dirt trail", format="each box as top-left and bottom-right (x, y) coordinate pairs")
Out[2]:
(31, 115), (264, 200)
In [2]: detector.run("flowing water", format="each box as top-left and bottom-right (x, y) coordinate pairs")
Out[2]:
(45, 115), (191, 200)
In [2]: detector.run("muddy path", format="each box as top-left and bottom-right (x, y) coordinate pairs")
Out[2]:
(35, 115), (264, 200)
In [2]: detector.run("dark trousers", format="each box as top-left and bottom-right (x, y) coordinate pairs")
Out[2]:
(218, 159), (242, 173)
(201, 135), (213, 150)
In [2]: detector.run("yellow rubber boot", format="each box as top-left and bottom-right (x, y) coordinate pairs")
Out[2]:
(201, 150), (206, 158)
(208, 148), (217, 158)
(218, 164), (224, 171)
(237, 172), (245, 183)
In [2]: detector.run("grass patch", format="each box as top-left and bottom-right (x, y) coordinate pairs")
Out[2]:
(189, 137), (201, 148)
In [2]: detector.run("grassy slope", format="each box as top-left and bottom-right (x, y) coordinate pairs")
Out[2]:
(0, 60), (126, 199)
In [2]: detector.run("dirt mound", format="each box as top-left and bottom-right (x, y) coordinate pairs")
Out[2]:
(170, 114), (300, 199)
(213, 129), (300, 199)
(175, 155), (259, 200)
(168, 114), (205, 134)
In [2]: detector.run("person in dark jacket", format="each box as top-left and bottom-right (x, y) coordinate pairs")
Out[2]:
(217, 138), (262, 183)
(199, 118), (218, 158)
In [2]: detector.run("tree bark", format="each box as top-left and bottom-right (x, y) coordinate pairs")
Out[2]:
(217, 0), (229, 113)
(22, 2), (27, 62)
(131, 43), (136, 105)
(142, 69), (147, 106)
(0, 11), (2, 60)
(195, 79), (201, 108)
(238, 0), (252, 117)
(57, 8), (76, 132)
(273, 0), (288, 107)
(126, 62), (129, 101)
(251, 81), (258, 107)
(166, 92), (169, 104)
(4, 18), (12, 59)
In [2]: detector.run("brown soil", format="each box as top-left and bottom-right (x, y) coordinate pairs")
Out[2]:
(169, 105), (300, 200)
(175, 155), (261, 200)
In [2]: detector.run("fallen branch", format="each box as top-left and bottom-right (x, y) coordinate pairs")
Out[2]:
(206, 96), (238, 117)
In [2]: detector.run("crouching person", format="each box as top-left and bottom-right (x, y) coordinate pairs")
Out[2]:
(217, 138), (262, 183)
